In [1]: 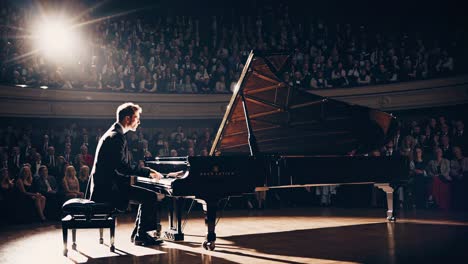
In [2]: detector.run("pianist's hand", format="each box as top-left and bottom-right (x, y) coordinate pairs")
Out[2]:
(149, 169), (163, 181)
(166, 170), (184, 178)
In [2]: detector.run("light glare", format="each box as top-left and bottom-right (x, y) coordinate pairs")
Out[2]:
(32, 15), (82, 62)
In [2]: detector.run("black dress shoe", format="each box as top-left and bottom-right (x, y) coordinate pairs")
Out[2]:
(133, 233), (164, 246)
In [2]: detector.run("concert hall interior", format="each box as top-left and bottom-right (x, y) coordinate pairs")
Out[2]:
(1, 0), (468, 263)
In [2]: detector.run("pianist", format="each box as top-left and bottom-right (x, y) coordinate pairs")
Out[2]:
(89, 102), (169, 246)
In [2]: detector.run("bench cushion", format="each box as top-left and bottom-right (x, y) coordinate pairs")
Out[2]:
(62, 198), (114, 215)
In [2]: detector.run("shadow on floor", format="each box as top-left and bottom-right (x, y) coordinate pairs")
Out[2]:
(220, 222), (468, 264)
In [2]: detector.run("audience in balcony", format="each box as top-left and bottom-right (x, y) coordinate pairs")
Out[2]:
(0, 2), (464, 94)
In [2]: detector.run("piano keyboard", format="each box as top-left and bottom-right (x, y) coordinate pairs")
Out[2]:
(131, 176), (175, 188)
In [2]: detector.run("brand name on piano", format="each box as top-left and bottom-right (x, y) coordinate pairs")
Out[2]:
(200, 171), (235, 176)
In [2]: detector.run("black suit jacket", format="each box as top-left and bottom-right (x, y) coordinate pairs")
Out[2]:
(8, 154), (23, 178)
(89, 123), (150, 209)
(45, 154), (59, 176)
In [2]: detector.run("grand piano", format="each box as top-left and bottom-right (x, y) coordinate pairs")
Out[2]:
(131, 50), (409, 250)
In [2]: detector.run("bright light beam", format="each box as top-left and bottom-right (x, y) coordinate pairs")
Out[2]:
(31, 15), (82, 62)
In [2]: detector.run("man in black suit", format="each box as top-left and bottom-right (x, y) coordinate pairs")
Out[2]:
(90, 102), (176, 246)
(8, 146), (23, 179)
(45, 146), (59, 177)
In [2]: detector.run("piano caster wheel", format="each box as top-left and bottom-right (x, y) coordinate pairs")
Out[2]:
(110, 246), (115, 252)
(203, 241), (216, 251)
(72, 244), (77, 250)
(63, 249), (68, 257)
(387, 216), (396, 222)
(99, 238), (104, 244)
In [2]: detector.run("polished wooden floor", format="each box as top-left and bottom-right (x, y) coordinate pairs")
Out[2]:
(1, 207), (467, 264)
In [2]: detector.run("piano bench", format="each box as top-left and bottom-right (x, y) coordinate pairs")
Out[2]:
(61, 198), (116, 257)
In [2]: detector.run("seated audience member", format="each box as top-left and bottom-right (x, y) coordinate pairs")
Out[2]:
(440, 135), (452, 160)
(158, 141), (170, 156)
(31, 153), (43, 177)
(400, 135), (416, 156)
(171, 134), (185, 154)
(75, 145), (93, 168)
(33, 166), (58, 196)
(62, 165), (84, 200)
(16, 165), (47, 221)
(310, 71), (330, 89)
(215, 75), (228, 93)
(1, 152), (9, 170)
(357, 69), (371, 86)
(1, 168), (14, 195)
(55, 156), (68, 184)
(34, 165), (60, 219)
(8, 146), (23, 179)
(182, 75), (197, 93)
(426, 147), (451, 209)
(1, 168), (15, 221)
(381, 140), (398, 157)
(450, 146), (468, 210)
(170, 125), (185, 141)
(409, 147), (429, 208)
(45, 146), (59, 176)
(62, 143), (73, 164)
(187, 147), (195, 156)
(452, 120), (467, 151)
(170, 149), (178, 157)
(78, 165), (90, 196)
(143, 151), (153, 162)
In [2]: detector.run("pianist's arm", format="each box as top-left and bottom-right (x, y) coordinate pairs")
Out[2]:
(114, 135), (150, 178)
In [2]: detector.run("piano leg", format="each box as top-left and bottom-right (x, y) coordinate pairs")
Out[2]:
(154, 205), (162, 238)
(201, 199), (217, 251)
(164, 197), (185, 241)
(375, 184), (396, 222)
(154, 194), (164, 238)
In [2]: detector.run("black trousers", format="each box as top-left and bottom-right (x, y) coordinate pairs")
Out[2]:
(128, 186), (160, 235)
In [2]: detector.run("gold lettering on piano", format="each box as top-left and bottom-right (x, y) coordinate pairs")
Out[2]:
(199, 165), (235, 176)
(200, 172), (235, 176)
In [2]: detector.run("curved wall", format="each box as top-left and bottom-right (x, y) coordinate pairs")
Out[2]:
(1, 75), (467, 119)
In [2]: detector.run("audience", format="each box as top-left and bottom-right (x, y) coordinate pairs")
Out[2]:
(0, 2), (464, 94)
(0, 108), (467, 224)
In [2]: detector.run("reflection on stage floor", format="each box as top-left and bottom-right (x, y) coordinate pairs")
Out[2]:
(0, 207), (467, 264)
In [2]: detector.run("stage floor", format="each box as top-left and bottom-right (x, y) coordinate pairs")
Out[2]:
(0, 207), (467, 264)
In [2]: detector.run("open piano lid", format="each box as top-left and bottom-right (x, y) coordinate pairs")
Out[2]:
(210, 50), (398, 156)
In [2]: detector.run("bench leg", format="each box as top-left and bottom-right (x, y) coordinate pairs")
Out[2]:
(110, 220), (115, 252)
(99, 228), (104, 244)
(62, 228), (68, 256)
(72, 229), (77, 250)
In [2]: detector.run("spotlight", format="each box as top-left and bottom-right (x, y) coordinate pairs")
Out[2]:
(32, 15), (82, 62)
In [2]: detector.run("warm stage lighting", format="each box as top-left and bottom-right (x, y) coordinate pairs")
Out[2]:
(31, 15), (83, 63)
